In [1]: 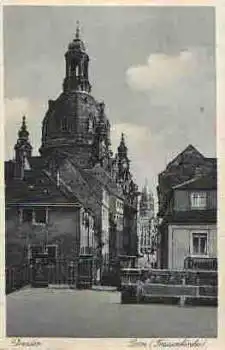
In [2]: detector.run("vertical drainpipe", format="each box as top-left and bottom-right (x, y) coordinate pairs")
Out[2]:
(46, 206), (49, 248)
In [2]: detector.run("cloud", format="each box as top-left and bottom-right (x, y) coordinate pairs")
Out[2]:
(111, 123), (151, 155)
(126, 49), (199, 91)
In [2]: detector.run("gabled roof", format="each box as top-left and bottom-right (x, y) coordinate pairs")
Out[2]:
(5, 170), (78, 205)
(165, 144), (205, 171)
(5, 156), (84, 207)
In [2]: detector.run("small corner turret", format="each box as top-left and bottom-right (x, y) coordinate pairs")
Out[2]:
(14, 115), (32, 178)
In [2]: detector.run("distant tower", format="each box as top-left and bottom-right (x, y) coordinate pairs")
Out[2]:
(14, 116), (32, 179)
(63, 21), (91, 93)
(139, 179), (154, 218)
(138, 179), (154, 256)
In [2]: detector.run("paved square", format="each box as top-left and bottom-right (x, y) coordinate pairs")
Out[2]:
(7, 288), (217, 338)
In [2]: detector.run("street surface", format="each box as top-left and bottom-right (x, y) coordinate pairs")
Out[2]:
(7, 288), (217, 338)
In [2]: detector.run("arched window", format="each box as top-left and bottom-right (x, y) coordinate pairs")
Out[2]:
(61, 117), (67, 131)
(88, 117), (94, 132)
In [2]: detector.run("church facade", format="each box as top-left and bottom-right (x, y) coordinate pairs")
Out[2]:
(5, 26), (139, 280)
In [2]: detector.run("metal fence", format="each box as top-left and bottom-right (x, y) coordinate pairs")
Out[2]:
(48, 260), (78, 286)
(6, 264), (31, 294)
(184, 256), (217, 270)
(6, 258), (94, 294)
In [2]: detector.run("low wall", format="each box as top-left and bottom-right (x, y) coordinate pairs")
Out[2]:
(120, 268), (217, 306)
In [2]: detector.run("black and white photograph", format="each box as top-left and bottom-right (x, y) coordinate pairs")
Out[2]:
(4, 5), (217, 339)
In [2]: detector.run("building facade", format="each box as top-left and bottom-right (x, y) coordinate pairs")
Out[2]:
(157, 145), (217, 270)
(5, 26), (139, 280)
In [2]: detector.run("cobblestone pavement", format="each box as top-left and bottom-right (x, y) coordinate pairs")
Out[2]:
(7, 288), (217, 338)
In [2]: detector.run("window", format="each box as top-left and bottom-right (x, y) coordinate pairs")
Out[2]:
(46, 245), (57, 263)
(190, 192), (207, 210)
(35, 208), (47, 224)
(61, 117), (68, 131)
(21, 208), (47, 225)
(192, 233), (208, 255)
(85, 246), (92, 255)
(28, 245), (43, 262)
(22, 209), (33, 223)
(88, 118), (94, 132)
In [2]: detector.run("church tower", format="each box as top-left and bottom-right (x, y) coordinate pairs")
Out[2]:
(117, 133), (131, 184)
(14, 116), (32, 179)
(63, 22), (91, 93)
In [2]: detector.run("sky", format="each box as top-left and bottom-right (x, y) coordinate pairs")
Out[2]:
(4, 6), (216, 200)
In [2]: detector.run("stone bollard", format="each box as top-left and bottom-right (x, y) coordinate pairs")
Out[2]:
(179, 276), (186, 307)
(180, 295), (185, 307)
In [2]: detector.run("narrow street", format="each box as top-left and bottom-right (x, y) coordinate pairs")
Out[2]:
(7, 288), (217, 338)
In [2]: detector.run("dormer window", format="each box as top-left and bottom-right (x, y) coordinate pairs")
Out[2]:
(190, 192), (207, 210)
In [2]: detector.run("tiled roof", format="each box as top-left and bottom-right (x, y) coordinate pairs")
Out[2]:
(5, 169), (78, 205)
(84, 164), (124, 199)
(165, 209), (217, 223)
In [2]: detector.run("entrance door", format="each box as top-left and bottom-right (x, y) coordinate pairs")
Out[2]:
(77, 255), (93, 289)
(31, 253), (49, 288)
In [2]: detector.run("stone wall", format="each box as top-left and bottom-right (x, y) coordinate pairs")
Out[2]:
(6, 205), (81, 266)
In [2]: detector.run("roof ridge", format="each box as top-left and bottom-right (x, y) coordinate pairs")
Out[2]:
(62, 159), (103, 211)
(165, 144), (204, 170)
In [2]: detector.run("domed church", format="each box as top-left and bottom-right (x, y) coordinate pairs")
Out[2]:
(5, 24), (139, 282)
